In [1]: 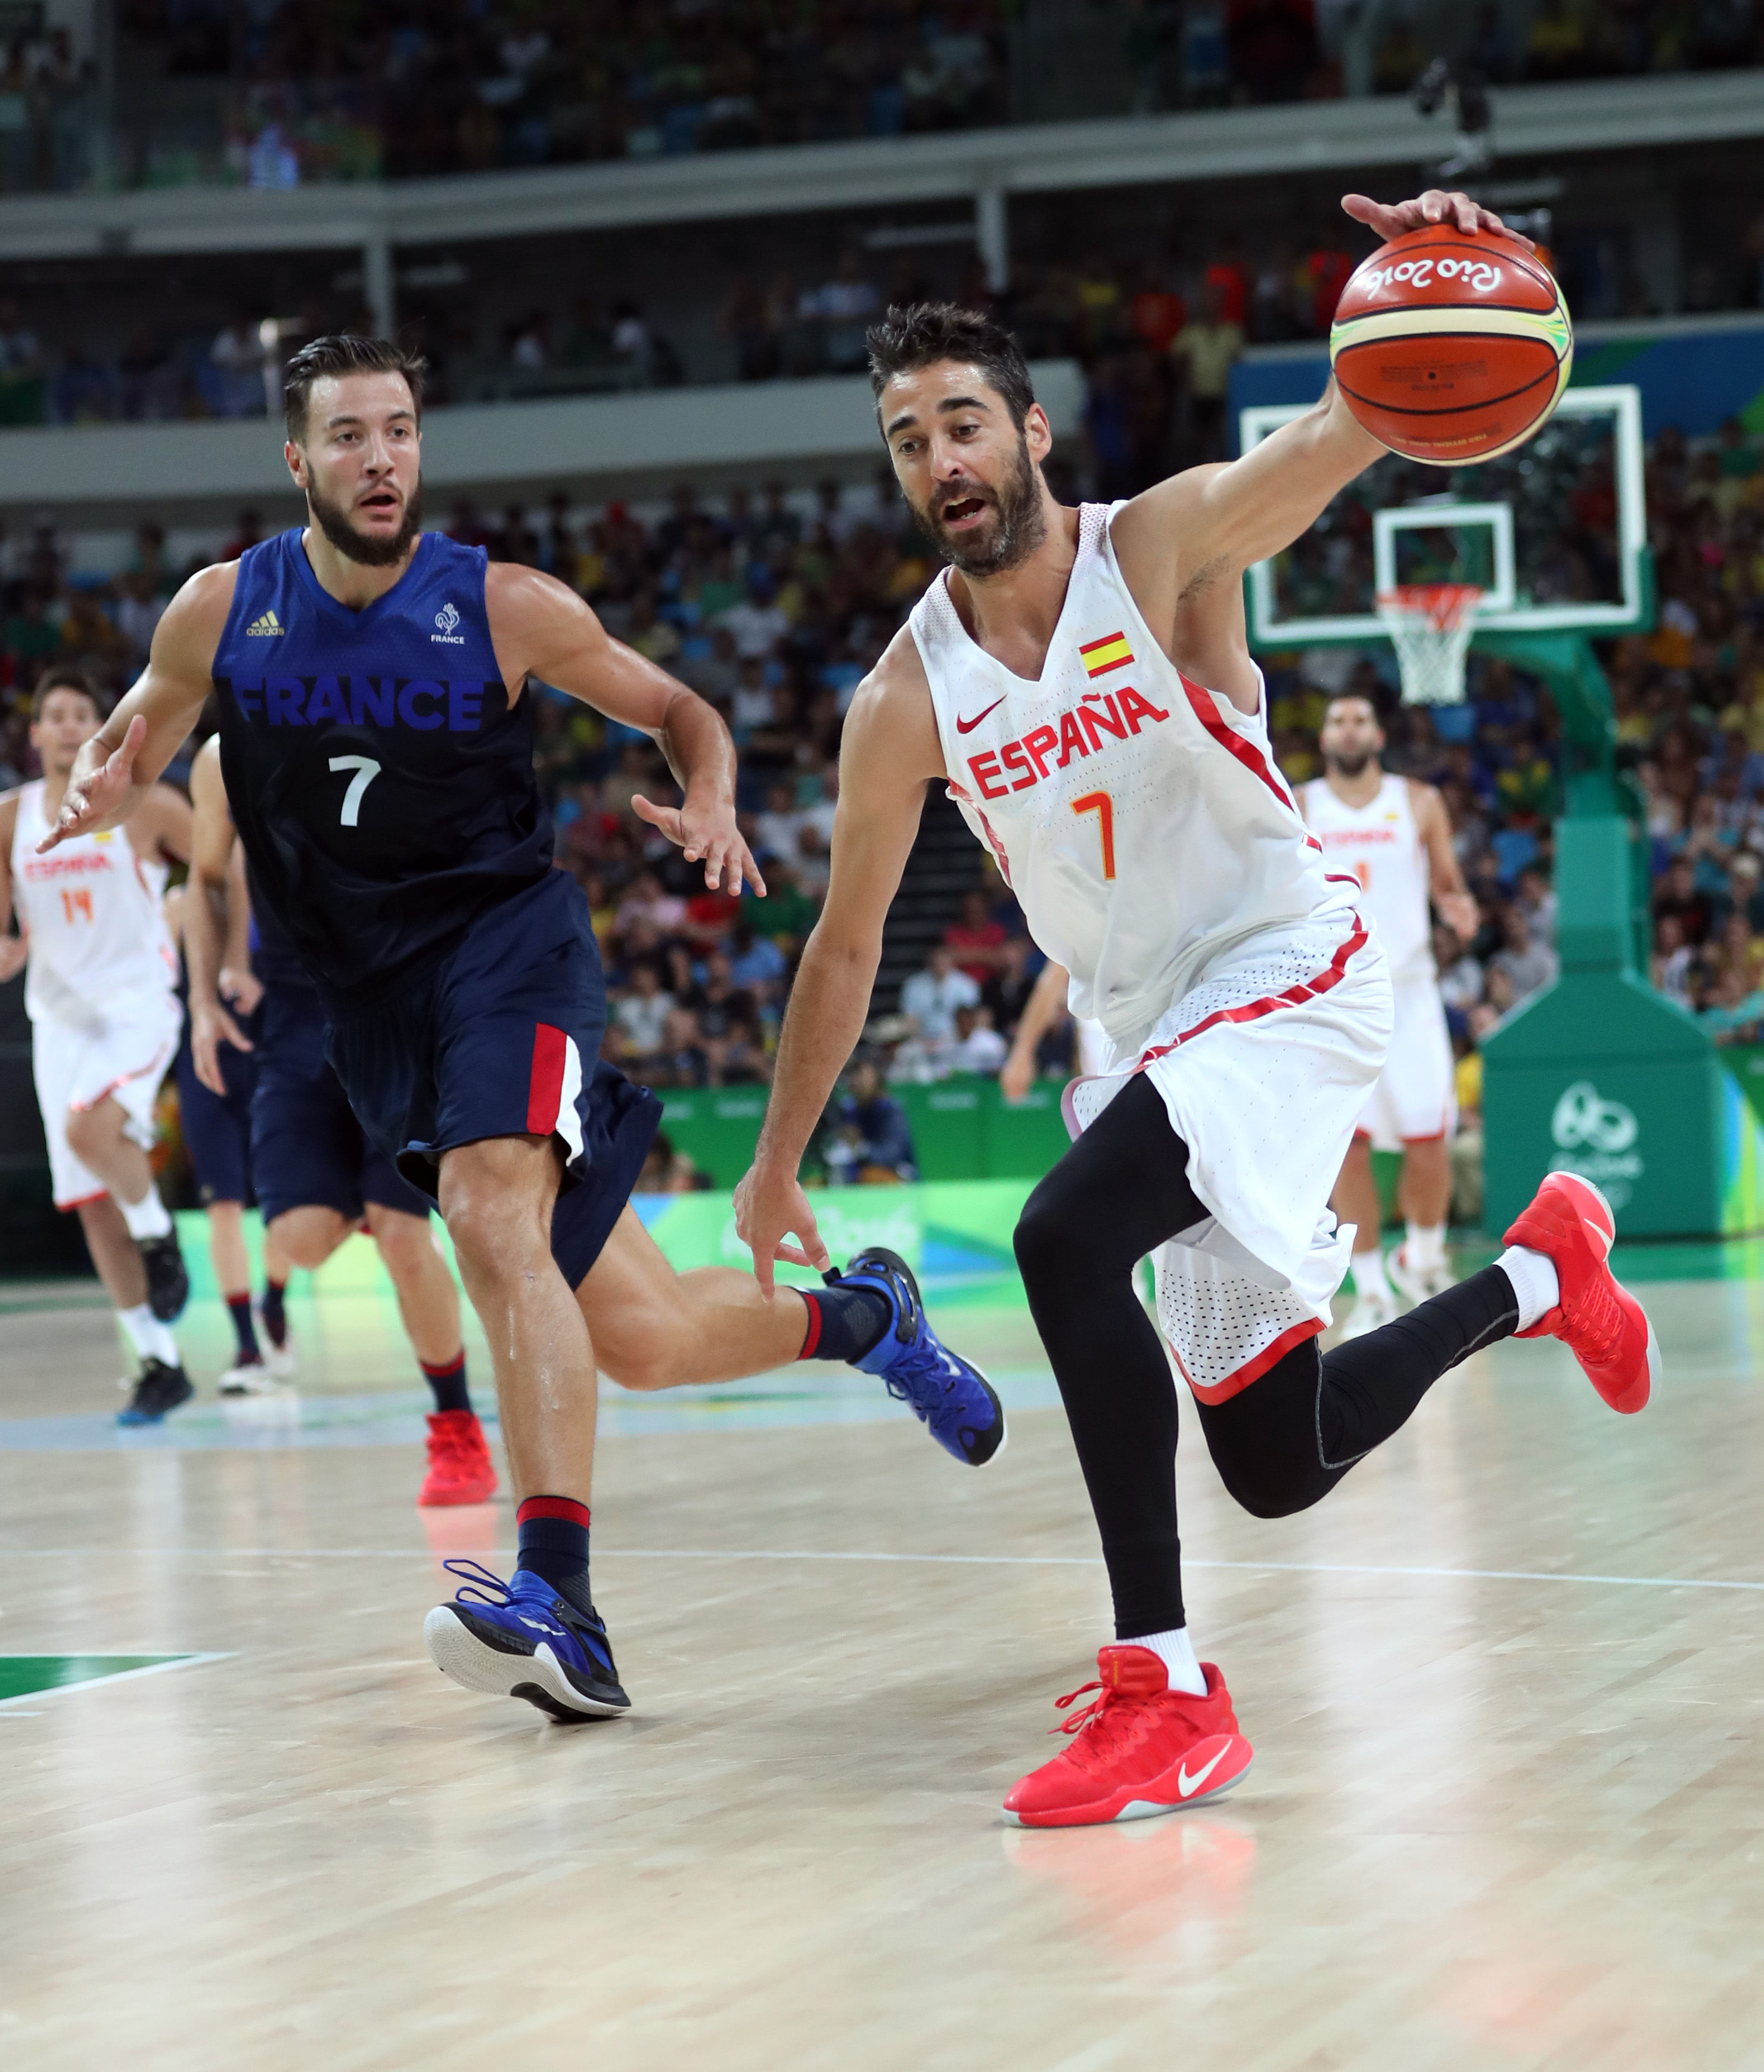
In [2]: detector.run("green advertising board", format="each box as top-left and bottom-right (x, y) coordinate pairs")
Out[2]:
(654, 1075), (1072, 1189)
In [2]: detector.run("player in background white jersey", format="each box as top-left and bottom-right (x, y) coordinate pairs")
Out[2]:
(0, 668), (197, 1425)
(734, 188), (1659, 1829)
(1301, 691), (1477, 1334)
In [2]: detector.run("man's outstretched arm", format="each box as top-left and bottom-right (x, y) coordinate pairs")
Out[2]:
(486, 562), (760, 894)
(39, 564), (235, 850)
(734, 637), (943, 1292)
(1114, 188), (1530, 601)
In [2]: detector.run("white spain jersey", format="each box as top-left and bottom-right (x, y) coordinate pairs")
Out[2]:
(10, 780), (178, 1029)
(1300, 771), (1433, 986)
(912, 503), (1360, 1056)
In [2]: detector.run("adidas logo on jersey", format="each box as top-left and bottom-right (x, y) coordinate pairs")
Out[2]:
(245, 610), (284, 637)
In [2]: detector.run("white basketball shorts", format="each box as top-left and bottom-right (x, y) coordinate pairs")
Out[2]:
(1063, 910), (1392, 1406)
(1355, 975), (1456, 1150)
(31, 991), (181, 1209)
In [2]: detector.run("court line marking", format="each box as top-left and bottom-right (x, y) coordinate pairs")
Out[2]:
(0, 1652), (233, 1712)
(0, 1549), (1761, 1594)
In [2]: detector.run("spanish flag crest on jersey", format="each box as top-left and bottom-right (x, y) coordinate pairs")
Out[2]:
(1080, 631), (1133, 678)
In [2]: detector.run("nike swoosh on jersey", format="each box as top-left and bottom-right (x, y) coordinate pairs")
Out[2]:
(1176, 1742), (1232, 1798)
(955, 696), (1008, 735)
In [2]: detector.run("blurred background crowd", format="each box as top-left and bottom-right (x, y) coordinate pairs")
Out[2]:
(5, 1), (1759, 200)
(5, 404), (1763, 1191)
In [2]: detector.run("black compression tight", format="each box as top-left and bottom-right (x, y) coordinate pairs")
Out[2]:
(1013, 1075), (1519, 1639)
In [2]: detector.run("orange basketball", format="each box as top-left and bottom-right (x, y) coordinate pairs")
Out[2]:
(1328, 222), (1573, 466)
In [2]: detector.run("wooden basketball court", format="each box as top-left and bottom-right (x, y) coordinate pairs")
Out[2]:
(1, 1256), (1757, 2070)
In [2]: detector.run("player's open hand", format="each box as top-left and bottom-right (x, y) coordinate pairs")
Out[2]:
(0, 928), (26, 983)
(190, 997), (254, 1096)
(1341, 190), (1535, 252)
(36, 715), (146, 852)
(631, 790), (767, 898)
(1438, 891), (1480, 944)
(733, 1158), (831, 1296)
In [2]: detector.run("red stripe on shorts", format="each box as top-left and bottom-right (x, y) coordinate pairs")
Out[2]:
(526, 1023), (568, 1134)
(1135, 917), (1369, 1068)
(1185, 1316), (1326, 1407)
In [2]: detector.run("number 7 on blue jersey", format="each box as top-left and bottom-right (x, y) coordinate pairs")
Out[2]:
(329, 755), (381, 827)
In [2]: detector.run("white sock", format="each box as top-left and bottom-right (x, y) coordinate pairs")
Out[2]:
(1496, 1245), (1561, 1332)
(118, 1182), (172, 1242)
(1128, 1626), (1207, 1696)
(1352, 1245), (1393, 1305)
(1405, 1220), (1447, 1273)
(118, 1304), (179, 1368)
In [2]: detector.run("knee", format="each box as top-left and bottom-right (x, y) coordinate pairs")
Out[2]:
(270, 1208), (346, 1272)
(368, 1211), (434, 1278)
(440, 1180), (542, 1282)
(1215, 1457), (1312, 1521)
(1013, 1180), (1072, 1294)
(62, 1105), (107, 1164)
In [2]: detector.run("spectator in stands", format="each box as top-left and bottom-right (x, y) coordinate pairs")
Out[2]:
(943, 887), (1010, 983)
(1654, 854), (1713, 947)
(614, 963), (675, 1073)
(821, 1059), (918, 1184)
(900, 942), (980, 1042)
(950, 1003), (1008, 1075)
(1170, 279), (1243, 461)
(1488, 905), (1559, 1009)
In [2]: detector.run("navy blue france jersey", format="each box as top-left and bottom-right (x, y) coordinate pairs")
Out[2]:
(213, 531), (553, 1004)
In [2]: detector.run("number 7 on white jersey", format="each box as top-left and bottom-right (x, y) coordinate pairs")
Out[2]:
(329, 755), (381, 827)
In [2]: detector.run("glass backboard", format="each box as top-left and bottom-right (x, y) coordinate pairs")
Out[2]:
(1240, 384), (1647, 647)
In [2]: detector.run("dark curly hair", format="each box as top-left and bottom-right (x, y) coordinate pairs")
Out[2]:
(283, 334), (427, 443)
(865, 302), (1035, 432)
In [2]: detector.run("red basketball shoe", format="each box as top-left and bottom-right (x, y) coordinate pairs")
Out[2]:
(1503, 1172), (1659, 1415)
(419, 1410), (499, 1506)
(1002, 1648), (1253, 1829)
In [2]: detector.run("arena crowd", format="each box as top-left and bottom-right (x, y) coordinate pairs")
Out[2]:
(3, 411), (1763, 1194)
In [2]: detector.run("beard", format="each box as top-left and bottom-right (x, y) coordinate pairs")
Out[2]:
(914, 435), (1046, 578)
(308, 478), (424, 567)
(1325, 747), (1377, 778)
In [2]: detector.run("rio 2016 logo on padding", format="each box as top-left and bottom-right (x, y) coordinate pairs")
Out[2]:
(1362, 256), (1502, 297)
(1549, 1080), (1642, 1208)
(1551, 1081), (1638, 1154)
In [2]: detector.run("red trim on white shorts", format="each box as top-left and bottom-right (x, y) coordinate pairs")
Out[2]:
(55, 1187), (108, 1213)
(1167, 1314), (1325, 1407)
(67, 1034), (176, 1115)
(1135, 916), (1370, 1069)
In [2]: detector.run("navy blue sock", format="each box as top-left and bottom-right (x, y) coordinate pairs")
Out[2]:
(260, 1276), (287, 1347)
(225, 1294), (260, 1363)
(797, 1279), (892, 1363)
(515, 1496), (593, 1618)
(421, 1350), (471, 1416)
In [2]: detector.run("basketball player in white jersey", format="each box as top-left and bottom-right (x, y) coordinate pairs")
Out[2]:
(1301, 691), (1477, 1332)
(0, 668), (196, 1425)
(735, 187), (1659, 1828)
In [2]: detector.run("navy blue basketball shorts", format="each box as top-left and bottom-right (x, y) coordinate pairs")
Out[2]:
(251, 984), (434, 1227)
(175, 1000), (260, 1208)
(324, 868), (660, 1290)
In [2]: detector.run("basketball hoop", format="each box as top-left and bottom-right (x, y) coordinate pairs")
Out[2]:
(1376, 583), (1481, 706)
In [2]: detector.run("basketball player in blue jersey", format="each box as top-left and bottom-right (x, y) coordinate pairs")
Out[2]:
(45, 333), (1002, 1724)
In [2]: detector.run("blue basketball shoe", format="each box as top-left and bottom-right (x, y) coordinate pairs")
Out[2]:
(841, 1247), (1006, 1466)
(423, 1559), (630, 1721)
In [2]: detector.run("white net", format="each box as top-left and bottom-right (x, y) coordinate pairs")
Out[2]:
(1375, 583), (1481, 706)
